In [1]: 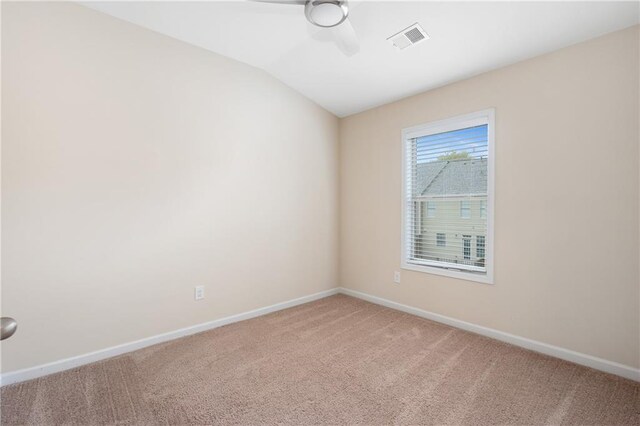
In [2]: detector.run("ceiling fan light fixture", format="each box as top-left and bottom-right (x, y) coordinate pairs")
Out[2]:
(305, 0), (349, 28)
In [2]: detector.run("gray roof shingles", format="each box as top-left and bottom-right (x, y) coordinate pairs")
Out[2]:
(414, 158), (487, 196)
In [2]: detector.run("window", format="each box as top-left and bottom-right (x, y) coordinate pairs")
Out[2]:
(402, 109), (494, 284)
(476, 235), (485, 259)
(460, 200), (471, 218)
(463, 235), (471, 260)
(427, 201), (436, 218)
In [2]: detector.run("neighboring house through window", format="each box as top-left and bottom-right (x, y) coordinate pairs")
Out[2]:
(402, 109), (494, 284)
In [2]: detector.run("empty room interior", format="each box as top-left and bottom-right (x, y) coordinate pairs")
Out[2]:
(1, 1), (639, 424)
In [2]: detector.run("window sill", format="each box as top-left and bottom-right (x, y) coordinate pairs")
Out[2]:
(401, 262), (494, 285)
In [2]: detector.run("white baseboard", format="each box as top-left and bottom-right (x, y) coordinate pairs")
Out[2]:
(0, 288), (339, 387)
(338, 287), (640, 382)
(3, 286), (638, 386)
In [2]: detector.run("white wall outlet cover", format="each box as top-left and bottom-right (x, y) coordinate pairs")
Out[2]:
(394, 271), (401, 284)
(194, 286), (205, 301)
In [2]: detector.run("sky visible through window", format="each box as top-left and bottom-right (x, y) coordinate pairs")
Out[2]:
(415, 125), (488, 164)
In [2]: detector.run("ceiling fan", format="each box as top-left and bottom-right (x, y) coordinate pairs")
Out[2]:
(252, 0), (360, 56)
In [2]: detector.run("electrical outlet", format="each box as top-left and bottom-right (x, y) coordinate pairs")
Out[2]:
(394, 271), (401, 284)
(194, 285), (205, 301)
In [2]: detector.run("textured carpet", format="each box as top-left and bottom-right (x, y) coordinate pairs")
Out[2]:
(1, 294), (639, 425)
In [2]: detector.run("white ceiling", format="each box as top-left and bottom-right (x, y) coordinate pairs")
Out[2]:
(82, 1), (639, 117)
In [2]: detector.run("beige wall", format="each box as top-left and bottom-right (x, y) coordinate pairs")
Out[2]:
(1, 3), (339, 373)
(2, 3), (638, 376)
(340, 26), (640, 368)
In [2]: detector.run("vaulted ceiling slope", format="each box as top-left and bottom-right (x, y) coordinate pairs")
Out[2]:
(82, 1), (639, 117)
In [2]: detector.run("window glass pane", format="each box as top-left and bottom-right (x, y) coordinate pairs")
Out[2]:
(406, 123), (488, 273)
(427, 201), (436, 218)
(463, 235), (471, 261)
(476, 235), (485, 259)
(460, 200), (471, 219)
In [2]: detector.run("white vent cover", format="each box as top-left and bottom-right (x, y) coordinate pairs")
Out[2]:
(387, 23), (429, 50)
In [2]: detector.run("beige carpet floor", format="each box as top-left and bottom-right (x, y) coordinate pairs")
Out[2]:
(1, 294), (638, 425)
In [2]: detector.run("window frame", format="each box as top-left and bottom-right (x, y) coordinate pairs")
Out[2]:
(401, 109), (495, 285)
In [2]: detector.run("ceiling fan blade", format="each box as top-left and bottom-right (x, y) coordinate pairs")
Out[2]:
(250, 0), (306, 5)
(331, 17), (360, 56)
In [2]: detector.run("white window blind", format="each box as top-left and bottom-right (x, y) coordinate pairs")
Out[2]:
(402, 110), (494, 283)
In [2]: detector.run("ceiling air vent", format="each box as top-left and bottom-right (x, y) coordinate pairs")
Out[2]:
(387, 23), (429, 50)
